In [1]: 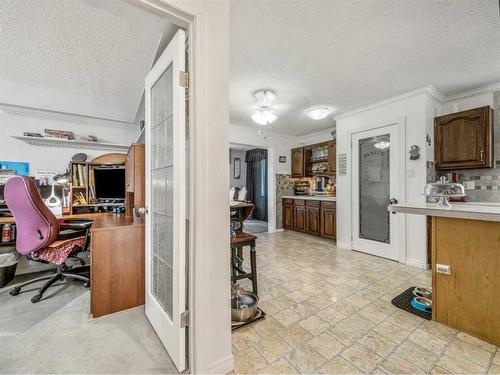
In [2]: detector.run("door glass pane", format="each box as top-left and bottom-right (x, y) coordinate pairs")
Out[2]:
(359, 134), (390, 243)
(150, 63), (174, 319)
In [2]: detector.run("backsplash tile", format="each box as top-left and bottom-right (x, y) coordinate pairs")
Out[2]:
(275, 174), (295, 229)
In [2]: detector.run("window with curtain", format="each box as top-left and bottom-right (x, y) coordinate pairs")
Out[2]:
(245, 149), (268, 221)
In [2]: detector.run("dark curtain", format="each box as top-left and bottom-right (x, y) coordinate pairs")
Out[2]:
(245, 149), (268, 221)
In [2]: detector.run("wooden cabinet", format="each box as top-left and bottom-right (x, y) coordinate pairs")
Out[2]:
(90, 215), (145, 318)
(328, 141), (336, 173)
(283, 200), (294, 229)
(125, 143), (145, 217)
(283, 198), (335, 239)
(293, 204), (306, 232)
(434, 106), (493, 170)
(321, 201), (336, 240)
(291, 147), (305, 177)
(305, 201), (320, 235)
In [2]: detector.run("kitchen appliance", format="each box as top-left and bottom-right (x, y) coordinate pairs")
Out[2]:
(314, 175), (334, 196)
(424, 177), (465, 208)
(231, 284), (259, 322)
(294, 180), (310, 195)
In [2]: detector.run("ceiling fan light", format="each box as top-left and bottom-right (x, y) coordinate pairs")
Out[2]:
(251, 109), (277, 125)
(307, 107), (331, 120)
(254, 90), (277, 107)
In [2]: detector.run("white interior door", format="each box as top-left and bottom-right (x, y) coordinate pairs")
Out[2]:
(145, 29), (187, 371)
(351, 124), (401, 261)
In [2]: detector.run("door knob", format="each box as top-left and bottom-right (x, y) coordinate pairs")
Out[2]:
(389, 198), (398, 205)
(137, 207), (148, 216)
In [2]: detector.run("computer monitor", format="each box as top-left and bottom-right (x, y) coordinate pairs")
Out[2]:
(93, 168), (125, 200)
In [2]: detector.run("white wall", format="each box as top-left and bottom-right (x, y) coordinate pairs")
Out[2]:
(229, 125), (298, 175)
(335, 89), (438, 268)
(297, 127), (336, 146)
(0, 110), (139, 174)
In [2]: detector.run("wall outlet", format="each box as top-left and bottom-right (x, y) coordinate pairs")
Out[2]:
(436, 264), (452, 275)
(463, 181), (475, 190)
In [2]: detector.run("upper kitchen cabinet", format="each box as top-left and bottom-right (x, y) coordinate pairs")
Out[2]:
(291, 147), (305, 177)
(434, 106), (494, 170)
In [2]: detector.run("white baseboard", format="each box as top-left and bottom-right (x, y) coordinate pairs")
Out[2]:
(405, 257), (427, 270)
(208, 354), (234, 374)
(268, 228), (284, 233)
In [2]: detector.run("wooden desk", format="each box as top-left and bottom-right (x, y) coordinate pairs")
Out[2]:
(89, 213), (144, 318)
(1, 212), (145, 318)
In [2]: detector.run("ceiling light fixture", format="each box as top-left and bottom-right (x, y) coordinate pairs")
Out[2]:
(307, 107), (331, 120)
(374, 141), (390, 150)
(251, 109), (277, 125)
(251, 89), (278, 125)
(254, 90), (276, 107)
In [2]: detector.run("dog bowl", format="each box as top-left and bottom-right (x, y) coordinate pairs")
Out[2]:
(412, 287), (432, 299)
(411, 296), (432, 312)
(231, 289), (259, 322)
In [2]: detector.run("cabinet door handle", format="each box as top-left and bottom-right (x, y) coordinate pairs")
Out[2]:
(480, 150), (485, 162)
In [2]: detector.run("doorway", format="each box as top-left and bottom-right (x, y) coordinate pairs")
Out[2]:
(229, 144), (274, 234)
(351, 124), (402, 261)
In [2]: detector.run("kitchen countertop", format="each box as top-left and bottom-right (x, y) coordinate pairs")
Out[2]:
(388, 202), (500, 222)
(282, 195), (336, 202)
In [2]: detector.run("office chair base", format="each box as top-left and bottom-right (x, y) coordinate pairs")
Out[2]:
(10, 267), (90, 303)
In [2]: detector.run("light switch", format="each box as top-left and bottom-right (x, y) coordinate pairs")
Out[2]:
(407, 169), (415, 178)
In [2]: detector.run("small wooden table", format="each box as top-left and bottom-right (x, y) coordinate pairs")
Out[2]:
(230, 201), (254, 233)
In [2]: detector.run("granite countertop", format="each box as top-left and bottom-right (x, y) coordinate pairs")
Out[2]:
(388, 202), (500, 222)
(282, 195), (336, 202)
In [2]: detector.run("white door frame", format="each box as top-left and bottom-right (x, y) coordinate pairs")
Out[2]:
(138, 1), (232, 373)
(347, 118), (407, 263)
(229, 143), (277, 233)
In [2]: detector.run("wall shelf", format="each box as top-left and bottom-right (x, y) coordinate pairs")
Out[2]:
(11, 135), (130, 152)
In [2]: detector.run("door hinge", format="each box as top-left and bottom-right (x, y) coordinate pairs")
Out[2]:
(179, 72), (189, 88)
(180, 310), (189, 328)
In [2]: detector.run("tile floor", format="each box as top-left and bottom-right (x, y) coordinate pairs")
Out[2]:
(232, 231), (500, 374)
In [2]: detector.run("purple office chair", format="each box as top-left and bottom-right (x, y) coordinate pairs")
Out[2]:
(5, 176), (92, 303)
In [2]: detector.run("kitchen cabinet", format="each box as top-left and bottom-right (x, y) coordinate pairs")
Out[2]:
(282, 198), (335, 240)
(320, 201), (336, 240)
(292, 200), (306, 232)
(328, 141), (336, 173)
(291, 147), (305, 177)
(125, 143), (145, 217)
(305, 201), (320, 236)
(434, 106), (493, 170)
(283, 199), (294, 229)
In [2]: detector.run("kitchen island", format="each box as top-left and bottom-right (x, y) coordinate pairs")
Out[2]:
(282, 195), (336, 239)
(389, 202), (500, 346)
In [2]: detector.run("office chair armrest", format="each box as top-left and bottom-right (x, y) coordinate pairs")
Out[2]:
(59, 219), (94, 230)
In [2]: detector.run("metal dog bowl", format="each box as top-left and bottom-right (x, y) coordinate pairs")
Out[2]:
(411, 296), (432, 312)
(231, 288), (259, 322)
(412, 287), (432, 299)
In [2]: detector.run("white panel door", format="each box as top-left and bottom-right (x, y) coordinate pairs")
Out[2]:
(351, 124), (402, 261)
(144, 29), (187, 371)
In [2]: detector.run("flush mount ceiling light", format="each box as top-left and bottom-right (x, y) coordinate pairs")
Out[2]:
(307, 107), (331, 120)
(251, 109), (277, 125)
(254, 90), (276, 107)
(374, 141), (391, 150)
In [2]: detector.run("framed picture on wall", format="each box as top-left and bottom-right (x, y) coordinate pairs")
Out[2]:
(234, 157), (241, 179)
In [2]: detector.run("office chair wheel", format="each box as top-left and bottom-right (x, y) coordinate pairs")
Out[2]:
(31, 294), (42, 303)
(9, 287), (20, 296)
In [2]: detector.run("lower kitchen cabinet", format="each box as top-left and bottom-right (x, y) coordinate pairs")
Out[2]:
(283, 200), (294, 229)
(321, 207), (336, 239)
(283, 198), (335, 240)
(294, 205), (306, 232)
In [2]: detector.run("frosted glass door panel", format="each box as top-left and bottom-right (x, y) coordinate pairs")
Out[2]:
(358, 134), (390, 243)
(150, 64), (174, 319)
